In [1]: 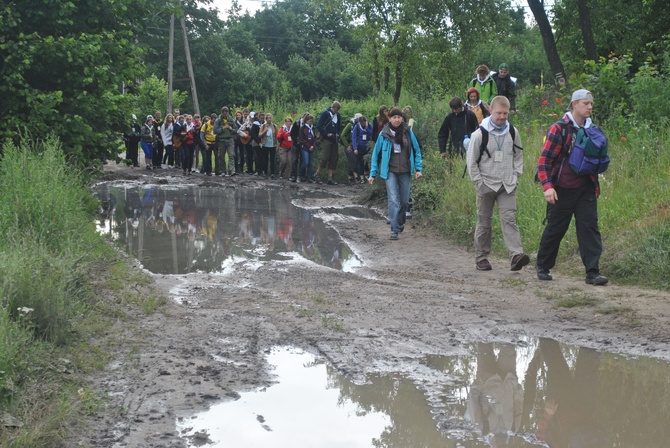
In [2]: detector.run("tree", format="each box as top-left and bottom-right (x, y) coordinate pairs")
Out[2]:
(528, 0), (568, 86)
(0, 0), (151, 165)
(577, 0), (597, 61)
(553, 0), (670, 72)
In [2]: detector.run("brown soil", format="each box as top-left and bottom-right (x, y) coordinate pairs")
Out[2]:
(73, 162), (670, 447)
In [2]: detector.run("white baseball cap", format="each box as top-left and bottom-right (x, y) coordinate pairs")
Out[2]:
(567, 89), (594, 110)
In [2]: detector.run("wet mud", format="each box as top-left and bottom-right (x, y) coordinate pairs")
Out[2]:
(74, 163), (670, 447)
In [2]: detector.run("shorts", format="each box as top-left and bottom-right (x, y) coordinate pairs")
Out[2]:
(319, 139), (339, 170)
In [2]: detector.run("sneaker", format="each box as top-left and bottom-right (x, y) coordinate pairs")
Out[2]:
(389, 232), (399, 240)
(398, 224), (405, 233)
(536, 268), (552, 281)
(270, 175), (276, 180)
(585, 272), (609, 285)
(476, 259), (492, 271)
(146, 165), (152, 170)
(326, 179), (337, 185)
(405, 211), (412, 219)
(510, 253), (530, 271)
(290, 177), (296, 182)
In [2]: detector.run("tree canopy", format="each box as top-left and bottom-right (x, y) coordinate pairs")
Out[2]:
(1, 0), (669, 165)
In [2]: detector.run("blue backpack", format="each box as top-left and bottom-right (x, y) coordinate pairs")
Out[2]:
(561, 123), (610, 175)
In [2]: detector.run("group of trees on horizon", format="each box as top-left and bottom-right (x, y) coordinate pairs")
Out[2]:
(1, 0), (669, 165)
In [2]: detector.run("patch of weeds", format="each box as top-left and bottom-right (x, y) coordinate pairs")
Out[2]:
(624, 314), (642, 328)
(321, 313), (345, 332)
(556, 293), (599, 308)
(597, 306), (634, 315)
(295, 309), (314, 318)
(130, 271), (152, 287)
(313, 294), (325, 305)
(68, 342), (111, 373)
(499, 277), (527, 288)
(140, 295), (168, 314)
(536, 288), (599, 308)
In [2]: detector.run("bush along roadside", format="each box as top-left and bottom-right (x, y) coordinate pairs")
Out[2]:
(0, 137), (166, 446)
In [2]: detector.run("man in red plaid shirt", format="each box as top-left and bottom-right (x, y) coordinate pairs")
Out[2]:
(536, 89), (608, 285)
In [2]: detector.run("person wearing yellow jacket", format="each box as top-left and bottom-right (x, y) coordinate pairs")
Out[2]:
(200, 114), (217, 176)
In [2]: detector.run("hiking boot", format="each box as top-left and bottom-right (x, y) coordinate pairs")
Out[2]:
(389, 232), (399, 240)
(314, 173), (322, 183)
(510, 253), (530, 271)
(398, 224), (405, 233)
(585, 272), (609, 286)
(476, 259), (492, 271)
(536, 268), (552, 281)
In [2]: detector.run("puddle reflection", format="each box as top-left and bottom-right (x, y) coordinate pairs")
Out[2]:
(93, 183), (367, 274)
(427, 339), (670, 447)
(178, 347), (392, 447)
(179, 340), (670, 447)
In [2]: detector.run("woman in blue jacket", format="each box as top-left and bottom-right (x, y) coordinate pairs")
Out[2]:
(368, 107), (423, 240)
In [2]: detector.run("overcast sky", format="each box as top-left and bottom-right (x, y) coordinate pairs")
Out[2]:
(208, 0), (266, 19)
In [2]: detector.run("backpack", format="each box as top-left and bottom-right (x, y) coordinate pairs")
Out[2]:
(462, 126), (522, 178)
(567, 125), (609, 175)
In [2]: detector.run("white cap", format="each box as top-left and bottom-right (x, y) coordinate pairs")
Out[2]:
(567, 89), (594, 110)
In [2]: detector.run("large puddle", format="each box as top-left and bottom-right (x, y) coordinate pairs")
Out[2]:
(93, 183), (376, 274)
(178, 339), (670, 447)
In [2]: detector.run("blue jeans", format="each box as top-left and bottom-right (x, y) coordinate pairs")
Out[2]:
(300, 148), (313, 180)
(385, 171), (411, 233)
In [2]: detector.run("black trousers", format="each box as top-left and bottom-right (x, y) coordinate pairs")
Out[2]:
(536, 183), (602, 273)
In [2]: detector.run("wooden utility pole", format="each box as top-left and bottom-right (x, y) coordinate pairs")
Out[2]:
(167, 13), (175, 115)
(166, 12), (200, 116)
(180, 18), (200, 116)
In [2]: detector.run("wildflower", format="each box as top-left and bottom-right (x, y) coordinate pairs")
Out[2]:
(541, 99), (548, 106)
(621, 136), (627, 141)
(17, 307), (34, 314)
(556, 97), (562, 103)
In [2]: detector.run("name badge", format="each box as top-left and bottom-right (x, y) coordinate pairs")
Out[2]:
(494, 151), (503, 162)
(393, 143), (401, 153)
(362, 135), (367, 141)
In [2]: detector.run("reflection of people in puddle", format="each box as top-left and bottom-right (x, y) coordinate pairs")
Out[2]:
(300, 217), (322, 263)
(277, 217), (295, 251)
(142, 187), (157, 230)
(238, 212), (253, 244)
(466, 343), (523, 447)
(330, 246), (342, 270)
(99, 194), (117, 231)
(536, 338), (607, 448)
(162, 199), (176, 234)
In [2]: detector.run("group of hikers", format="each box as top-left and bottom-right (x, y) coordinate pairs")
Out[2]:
(122, 62), (609, 286)
(123, 102), (393, 185)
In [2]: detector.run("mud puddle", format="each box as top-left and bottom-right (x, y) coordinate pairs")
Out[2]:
(93, 182), (377, 273)
(175, 339), (670, 447)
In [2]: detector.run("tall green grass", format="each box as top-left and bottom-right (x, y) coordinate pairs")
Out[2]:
(0, 137), (113, 444)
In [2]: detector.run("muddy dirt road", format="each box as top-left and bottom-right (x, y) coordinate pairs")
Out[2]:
(76, 164), (670, 447)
